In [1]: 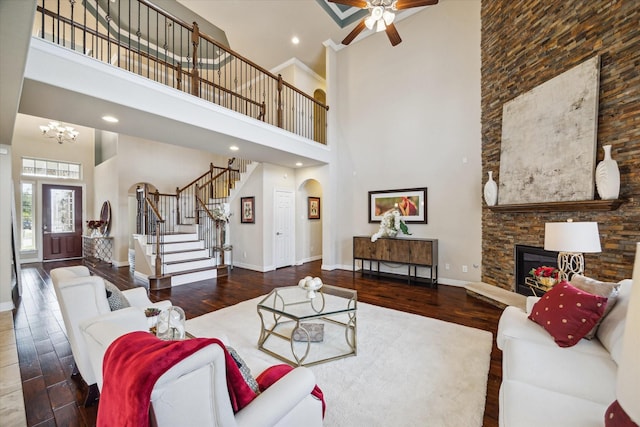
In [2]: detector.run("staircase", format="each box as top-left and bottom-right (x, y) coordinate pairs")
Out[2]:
(135, 159), (255, 289)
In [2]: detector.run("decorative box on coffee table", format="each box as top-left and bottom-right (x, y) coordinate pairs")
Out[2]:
(257, 285), (357, 367)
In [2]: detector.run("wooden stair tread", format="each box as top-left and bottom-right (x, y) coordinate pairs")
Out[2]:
(150, 265), (219, 280)
(164, 257), (212, 266)
(163, 248), (208, 255)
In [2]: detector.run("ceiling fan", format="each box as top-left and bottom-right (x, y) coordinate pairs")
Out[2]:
(328, 0), (439, 46)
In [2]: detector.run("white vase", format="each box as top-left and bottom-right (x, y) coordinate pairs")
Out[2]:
(483, 171), (498, 206)
(595, 145), (620, 200)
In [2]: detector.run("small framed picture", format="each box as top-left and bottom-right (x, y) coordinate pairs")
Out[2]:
(308, 197), (320, 220)
(240, 197), (255, 223)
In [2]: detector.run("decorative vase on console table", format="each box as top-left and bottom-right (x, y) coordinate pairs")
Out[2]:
(483, 171), (498, 206)
(595, 144), (620, 200)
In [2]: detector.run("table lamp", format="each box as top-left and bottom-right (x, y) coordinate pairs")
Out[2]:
(544, 220), (601, 281)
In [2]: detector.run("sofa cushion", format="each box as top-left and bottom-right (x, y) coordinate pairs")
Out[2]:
(529, 281), (607, 347)
(499, 380), (609, 427)
(571, 275), (620, 339)
(104, 280), (131, 311)
(497, 305), (611, 358)
(501, 338), (616, 405)
(597, 279), (632, 364)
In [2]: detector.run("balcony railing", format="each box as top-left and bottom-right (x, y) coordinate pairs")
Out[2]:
(35, 0), (328, 144)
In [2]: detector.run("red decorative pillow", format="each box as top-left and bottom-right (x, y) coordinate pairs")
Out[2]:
(528, 281), (607, 347)
(605, 400), (639, 427)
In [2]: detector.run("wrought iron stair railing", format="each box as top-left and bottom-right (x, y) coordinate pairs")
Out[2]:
(135, 158), (249, 278)
(35, 0), (328, 144)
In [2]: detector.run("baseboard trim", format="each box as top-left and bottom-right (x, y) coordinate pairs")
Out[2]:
(0, 301), (15, 312)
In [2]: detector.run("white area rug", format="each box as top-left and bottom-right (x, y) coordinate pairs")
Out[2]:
(186, 297), (493, 427)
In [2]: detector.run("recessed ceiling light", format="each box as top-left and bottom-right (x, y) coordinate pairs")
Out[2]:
(296, 162), (303, 167)
(291, 36), (300, 45)
(230, 145), (239, 151)
(102, 115), (119, 123)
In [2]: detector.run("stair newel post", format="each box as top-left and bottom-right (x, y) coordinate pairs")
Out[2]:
(155, 220), (162, 277)
(209, 162), (214, 200)
(190, 21), (200, 97)
(195, 184), (200, 226)
(136, 185), (143, 235)
(175, 186), (181, 225)
(277, 74), (284, 129)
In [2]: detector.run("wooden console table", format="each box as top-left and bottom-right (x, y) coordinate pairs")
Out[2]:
(353, 236), (438, 286)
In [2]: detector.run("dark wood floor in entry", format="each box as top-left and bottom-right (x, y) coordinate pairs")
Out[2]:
(14, 260), (502, 427)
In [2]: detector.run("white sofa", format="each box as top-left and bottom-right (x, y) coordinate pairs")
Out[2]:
(496, 278), (632, 426)
(80, 307), (324, 427)
(50, 266), (172, 405)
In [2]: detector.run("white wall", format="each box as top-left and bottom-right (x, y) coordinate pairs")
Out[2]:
(330, 0), (482, 283)
(230, 163), (265, 270)
(0, 145), (14, 310)
(93, 134), (228, 265)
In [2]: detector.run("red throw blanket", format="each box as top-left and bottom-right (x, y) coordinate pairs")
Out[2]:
(97, 332), (257, 427)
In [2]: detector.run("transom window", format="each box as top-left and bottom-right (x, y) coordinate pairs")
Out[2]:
(22, 157), (81, 179)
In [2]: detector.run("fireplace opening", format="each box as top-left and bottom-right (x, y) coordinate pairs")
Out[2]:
(514, 245), (559, 296)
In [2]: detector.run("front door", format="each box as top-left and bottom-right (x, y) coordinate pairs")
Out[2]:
(274, 190), (294, 268)
(42, 184), (83, 260)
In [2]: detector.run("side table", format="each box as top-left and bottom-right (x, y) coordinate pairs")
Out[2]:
(83, 235), (114, 266)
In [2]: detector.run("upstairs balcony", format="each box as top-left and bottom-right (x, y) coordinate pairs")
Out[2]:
(34, 0), (328, 145)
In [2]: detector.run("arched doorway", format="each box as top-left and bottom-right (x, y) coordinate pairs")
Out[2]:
(297, 178), (323, 264)
(127, 182), (157, 270)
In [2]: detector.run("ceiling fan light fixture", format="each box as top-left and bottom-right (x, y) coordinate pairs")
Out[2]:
(376, 18), (386, 32)
(364, 15), (376, 30)
(382, 10), (395, 25)
(370, 5), (384, 20)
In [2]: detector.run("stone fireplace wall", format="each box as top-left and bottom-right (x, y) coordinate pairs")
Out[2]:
(481, 1), (640, 290)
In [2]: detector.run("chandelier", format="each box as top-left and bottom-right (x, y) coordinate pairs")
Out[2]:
(39, 121), (79, 144)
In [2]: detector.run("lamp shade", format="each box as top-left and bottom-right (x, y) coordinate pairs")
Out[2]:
(544, 221), (601, 253)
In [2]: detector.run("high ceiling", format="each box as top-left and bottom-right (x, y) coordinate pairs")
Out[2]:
(176, 0), (428, 78)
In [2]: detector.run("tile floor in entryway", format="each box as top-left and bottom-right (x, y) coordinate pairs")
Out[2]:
(0, 310), (27, 426)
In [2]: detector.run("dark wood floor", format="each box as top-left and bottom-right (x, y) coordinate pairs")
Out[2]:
(14, 259), (503, 427)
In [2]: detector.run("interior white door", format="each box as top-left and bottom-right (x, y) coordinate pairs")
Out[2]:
(274, 190), (294, 269)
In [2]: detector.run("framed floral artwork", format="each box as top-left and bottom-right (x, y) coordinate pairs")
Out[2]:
(240, 197), (255, 223)
(368, 188), (427, 223)
(308, 197), (320, 220)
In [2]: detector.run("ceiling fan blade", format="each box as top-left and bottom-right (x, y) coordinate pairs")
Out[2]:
(342, 19), (367, 45)
(394, 0), (439, 10)
(385, 23), (402, 46)
(327, 0), (368, 8)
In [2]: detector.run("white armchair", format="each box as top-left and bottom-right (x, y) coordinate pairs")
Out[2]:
(50, 266), (171, 406)
(80, 308), (324, 427)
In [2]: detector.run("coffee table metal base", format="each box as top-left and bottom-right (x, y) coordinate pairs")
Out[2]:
(257, 288), (357, 367)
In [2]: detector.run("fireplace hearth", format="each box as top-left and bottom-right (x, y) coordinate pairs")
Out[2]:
(514, 245), (559, 296)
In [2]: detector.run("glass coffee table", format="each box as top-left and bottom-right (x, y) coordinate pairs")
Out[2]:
(257, 284), (357, 366)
